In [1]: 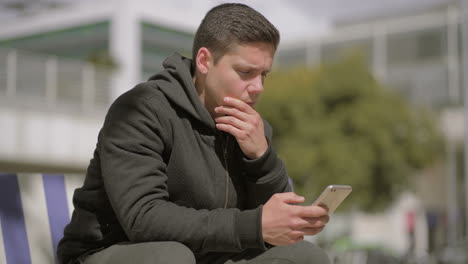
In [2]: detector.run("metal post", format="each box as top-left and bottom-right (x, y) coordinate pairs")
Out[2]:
(45, 57), (58, 108)
(447, 5), (460, 103)
(82, 63), (95, 113)
(447, 138), (459, 245)
(372, 25), (387, 83)
(6, 49), (17, 98)
(461, 0), (468, 242)
(445, 4), (461, 247)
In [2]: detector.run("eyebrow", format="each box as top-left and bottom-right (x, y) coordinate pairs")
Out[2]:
(236, 62), (271, 73)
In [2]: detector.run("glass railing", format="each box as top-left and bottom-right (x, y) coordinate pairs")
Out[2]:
(0, 47), (113, 114)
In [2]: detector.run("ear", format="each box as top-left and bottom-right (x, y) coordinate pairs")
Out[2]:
(196, 47), (212, 74)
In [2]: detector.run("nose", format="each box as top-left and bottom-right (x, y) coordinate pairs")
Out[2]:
(248, 75), (264, 95)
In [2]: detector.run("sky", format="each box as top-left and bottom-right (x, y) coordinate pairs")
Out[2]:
(0, 0), (452, 42)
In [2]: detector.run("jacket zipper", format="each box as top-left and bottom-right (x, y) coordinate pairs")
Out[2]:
(223, 136), (230, 208)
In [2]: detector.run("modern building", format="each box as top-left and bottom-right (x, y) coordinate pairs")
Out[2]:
(0, 0), (195, 171)
(277, 2), (462, 109)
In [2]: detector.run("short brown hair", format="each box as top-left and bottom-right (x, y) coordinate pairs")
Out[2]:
(192, 3), (280, 65)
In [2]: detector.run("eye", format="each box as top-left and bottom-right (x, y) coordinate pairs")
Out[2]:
(238, 70), (251, 75)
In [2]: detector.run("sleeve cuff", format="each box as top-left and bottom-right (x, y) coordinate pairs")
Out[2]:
(241, 144), (279, 179)
(235, 207), (268, 251)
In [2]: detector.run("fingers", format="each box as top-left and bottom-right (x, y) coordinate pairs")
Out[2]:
(273, 192), (305, 204)
(299, 226), (325, 236)
(222, 97), (256, 114)
(288, 227), (324, 244)
(288, 231), (305, 243)
(304, 215), (330, 227)
(215, 115), (249, 131)
(291, 215), (329, 230)
(318, 204), (329, 213)
(214, 97), (261, 139)
(215, 113), (262, 141)
(215, 106), (249, 122)
(215, 123), (245, 138)
(296, 205), (329, 218)
(289, 205), (329, 237)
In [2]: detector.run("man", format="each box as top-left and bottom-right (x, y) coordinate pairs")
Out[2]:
(57, 3), (330, 264)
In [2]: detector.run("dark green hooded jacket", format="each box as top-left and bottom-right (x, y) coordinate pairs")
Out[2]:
(57, 54), (291, 264)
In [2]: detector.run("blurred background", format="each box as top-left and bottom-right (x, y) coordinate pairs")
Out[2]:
(0, 0), (467, 263)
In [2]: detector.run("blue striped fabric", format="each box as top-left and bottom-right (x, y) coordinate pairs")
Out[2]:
(0, 173), (32, 264)
(0, 173), (80, 264)
(43, 174), (70, 263)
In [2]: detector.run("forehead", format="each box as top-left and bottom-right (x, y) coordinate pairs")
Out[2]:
(220, 42), (275, 69)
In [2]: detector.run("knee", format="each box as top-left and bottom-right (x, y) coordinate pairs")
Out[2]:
(83, 241), (196, 264)
(280, 241), (330, 264)
(155, 242), (196, 264)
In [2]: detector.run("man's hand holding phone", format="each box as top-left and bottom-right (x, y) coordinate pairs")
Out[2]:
(262, 185), (351, 246)
(261, 192), (329, 246)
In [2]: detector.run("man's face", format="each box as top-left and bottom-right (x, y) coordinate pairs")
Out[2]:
(203, 42), (274, 117)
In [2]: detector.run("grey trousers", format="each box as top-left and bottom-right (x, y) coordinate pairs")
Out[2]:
(79, 240), (331, 264)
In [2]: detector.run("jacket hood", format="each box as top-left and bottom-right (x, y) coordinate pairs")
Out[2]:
(148, 53), (215, 129)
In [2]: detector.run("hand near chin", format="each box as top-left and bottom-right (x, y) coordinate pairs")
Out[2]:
(214, 97), (268, 159)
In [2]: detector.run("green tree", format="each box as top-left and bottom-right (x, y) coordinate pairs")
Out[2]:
(257, 55), (443, 212)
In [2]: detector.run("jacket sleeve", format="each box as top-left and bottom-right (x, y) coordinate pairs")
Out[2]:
(98, 88), (267, 253)
(240, 119), (293, 209)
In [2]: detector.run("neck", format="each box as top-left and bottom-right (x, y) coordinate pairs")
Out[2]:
(192, 73), (217, 119)
(192, 73), (204, 104)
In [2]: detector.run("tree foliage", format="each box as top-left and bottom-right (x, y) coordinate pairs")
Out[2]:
(257, 55), (443, 212)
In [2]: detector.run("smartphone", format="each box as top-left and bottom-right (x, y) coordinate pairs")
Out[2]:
(312, 185), (352, 215)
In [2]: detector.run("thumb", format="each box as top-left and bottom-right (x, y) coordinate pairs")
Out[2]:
(279, 192), (305, 204)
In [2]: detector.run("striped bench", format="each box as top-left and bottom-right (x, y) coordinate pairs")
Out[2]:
(0, 174), (294, 264)
(0, 173), (84, 264)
